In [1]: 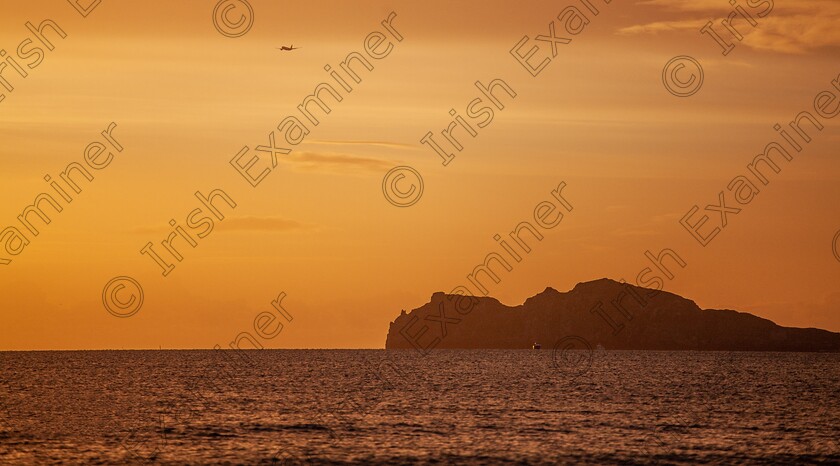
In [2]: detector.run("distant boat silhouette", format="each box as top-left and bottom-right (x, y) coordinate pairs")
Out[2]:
(276, 45), (300, 51)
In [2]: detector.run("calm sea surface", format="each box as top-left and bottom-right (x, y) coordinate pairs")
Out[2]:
(0, 350), (838, 465)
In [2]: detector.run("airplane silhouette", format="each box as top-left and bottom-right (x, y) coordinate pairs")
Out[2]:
(276, 45), (300, 51)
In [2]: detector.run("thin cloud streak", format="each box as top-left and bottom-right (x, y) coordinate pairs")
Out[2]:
(306, 140), (416, 149)
(129, 217), (312, 234)
(620, 0), (840, 54)
(283, 151), (396, 173)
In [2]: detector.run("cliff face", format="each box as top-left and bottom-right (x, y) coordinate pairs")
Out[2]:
(385, 279), (840, 351)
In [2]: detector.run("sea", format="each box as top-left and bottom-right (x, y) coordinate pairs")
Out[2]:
(0, 350), (838, 465)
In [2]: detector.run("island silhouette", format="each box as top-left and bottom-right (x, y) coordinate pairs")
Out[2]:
(386, 278), (840, 352)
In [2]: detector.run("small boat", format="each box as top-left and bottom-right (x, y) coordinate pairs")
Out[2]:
(532, 342), (541, 350)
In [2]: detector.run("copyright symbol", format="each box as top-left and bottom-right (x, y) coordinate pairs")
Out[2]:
(552, 335), (593, 377)
(213, 0), (254, 38)
(382, 166), (424, 207)
(103, 276), (144, 318)
(833, 229), (840, 263)
(662, 55), (704, 97)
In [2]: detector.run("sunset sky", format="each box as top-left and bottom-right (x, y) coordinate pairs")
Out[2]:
(1, 0), (838, 349)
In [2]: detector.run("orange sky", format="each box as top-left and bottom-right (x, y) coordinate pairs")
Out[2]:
(1, 0), (838, 349)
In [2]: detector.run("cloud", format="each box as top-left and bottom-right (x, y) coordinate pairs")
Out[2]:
(609, 227), (663, 238)
(620, 0), (840, 54)
(306, 140), (415, 149)
(634, 0), (737, 13)
(743, 15), (840, 54)
(283, 151), (395, 173)
(216, 217), (311, 232)
(617, 19), (700, 35)
(635, 0), (830, 14)
(129, 217), (311, 234)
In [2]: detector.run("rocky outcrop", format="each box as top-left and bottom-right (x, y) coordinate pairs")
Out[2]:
(385, 279), (840, 351)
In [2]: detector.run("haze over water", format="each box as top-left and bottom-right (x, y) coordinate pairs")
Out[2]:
(1, 350), (838, 464)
